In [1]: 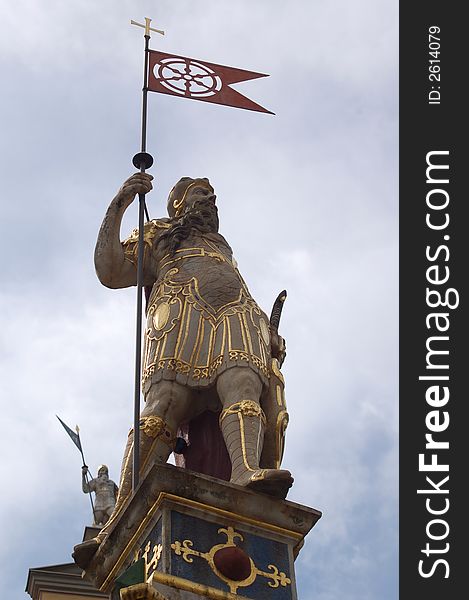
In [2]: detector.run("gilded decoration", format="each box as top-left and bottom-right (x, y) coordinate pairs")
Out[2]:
(142, 264), (272, 388)
(219, 400), (266, 422)
(271, 357), (285, 385)
(276, 411), (289, 469)
(153, 302), (171, 330)
(171, 180), (214, 217)
(171, 526), (291, 594)
(123, 219), (170, 265)
(140, 416), (166, 438)
(137, 539), (163, 582)
(96, 490), (305, 594)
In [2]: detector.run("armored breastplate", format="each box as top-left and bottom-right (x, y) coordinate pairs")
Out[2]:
(93, 481), (116, 510)
(152, 233), (249, 312)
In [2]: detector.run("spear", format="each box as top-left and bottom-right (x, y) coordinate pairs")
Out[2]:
(56, 415), (96, 522)
(129, 16), (164, 491)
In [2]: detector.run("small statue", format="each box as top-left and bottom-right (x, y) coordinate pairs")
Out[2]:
(82, 465), (118, 526)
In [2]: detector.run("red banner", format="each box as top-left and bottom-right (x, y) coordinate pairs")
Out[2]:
(147, 50), (273, 114)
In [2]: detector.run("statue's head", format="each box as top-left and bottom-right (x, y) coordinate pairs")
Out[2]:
(97, 465), (109, 480)
(167, 177), (215, 218)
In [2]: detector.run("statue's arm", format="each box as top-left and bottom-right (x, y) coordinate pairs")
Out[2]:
(94, 173), (154, 289)
(82, 467), (95, 494)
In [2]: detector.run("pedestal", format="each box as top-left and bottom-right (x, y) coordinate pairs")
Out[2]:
(79, 464), (321, 600)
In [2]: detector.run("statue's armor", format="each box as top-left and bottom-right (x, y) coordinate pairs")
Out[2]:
(123, 220), (272, 393)
(84, 479), (117, 512)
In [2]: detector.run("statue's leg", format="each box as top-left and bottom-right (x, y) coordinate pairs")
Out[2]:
(108, 380), (194, 525)
(73, 380), (194, 569)
(93, 510), (104, 527)
(217, 368), (293, 499)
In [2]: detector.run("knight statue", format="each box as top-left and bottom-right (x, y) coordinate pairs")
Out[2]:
(82, 465), (118, 526)
(75, 173), (291, 564)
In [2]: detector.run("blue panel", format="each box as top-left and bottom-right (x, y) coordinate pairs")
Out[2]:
(137, 516), (163, 579)
(170, 510), (293, 600)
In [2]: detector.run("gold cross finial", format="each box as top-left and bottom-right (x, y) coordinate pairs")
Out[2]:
(131, 17), (165, 38)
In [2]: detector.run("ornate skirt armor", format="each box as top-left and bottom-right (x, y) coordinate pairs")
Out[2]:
(140, 233), (272, 392)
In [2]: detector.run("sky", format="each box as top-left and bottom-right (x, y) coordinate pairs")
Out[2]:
(0, 1), (398, 599)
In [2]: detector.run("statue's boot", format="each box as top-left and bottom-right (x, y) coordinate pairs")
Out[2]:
(219, 400), (293, 499)
(72, 416), (175, 569)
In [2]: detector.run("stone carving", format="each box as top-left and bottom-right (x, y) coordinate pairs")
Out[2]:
(82, 465), (118, 526)
(119, 583), (166, 600)
(73, 174), (291, 567)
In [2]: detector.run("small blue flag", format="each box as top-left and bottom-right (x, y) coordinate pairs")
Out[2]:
(56, 415), (82, 453)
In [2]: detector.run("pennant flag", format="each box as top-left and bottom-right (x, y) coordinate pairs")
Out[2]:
(56, 415), (82, 453)
(148, 50), (274, 114)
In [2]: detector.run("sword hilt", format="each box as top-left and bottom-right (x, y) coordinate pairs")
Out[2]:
(270, 290), (287, 332)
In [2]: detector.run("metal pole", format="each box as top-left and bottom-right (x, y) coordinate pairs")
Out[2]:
(78, 442), (97, 522)
(132, 34), (153, 492)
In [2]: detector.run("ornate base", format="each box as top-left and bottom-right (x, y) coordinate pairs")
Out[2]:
(74, 463), (321, 600)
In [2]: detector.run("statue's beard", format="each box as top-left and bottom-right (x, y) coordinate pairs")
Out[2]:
(185, 196), (219, 233)
(159, 196), (219, 255)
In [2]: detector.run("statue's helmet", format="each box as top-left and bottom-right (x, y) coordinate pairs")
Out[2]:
(97, 465), (109, 476)
(167, 177), (214, 218)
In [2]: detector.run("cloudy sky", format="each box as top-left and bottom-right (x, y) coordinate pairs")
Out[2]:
(0, 1), (397, 599)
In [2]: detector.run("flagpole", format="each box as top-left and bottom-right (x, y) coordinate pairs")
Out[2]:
(131, 30), (155, 493)
(75, 425), (97, 523)
(77, 435), (97, 522)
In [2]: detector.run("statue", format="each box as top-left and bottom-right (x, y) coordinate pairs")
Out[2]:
(74, 173), (291, 565)
(82, 465), (118, 526)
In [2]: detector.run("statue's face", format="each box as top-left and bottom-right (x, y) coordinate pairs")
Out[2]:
(167, 177), (215, 218)
(98, 470), (109, 481)
(183, 182), (217, 213)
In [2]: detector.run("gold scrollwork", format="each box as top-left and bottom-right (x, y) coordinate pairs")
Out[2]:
(172, 180), (213, 217)
(139, 417), (175, 448)
(171, 539), (196, 563)
(122, 220), (169, 266)
(219, 400), (266, 422)
(134, 539), (163, 586)
(228, 350), (249, 362)
(275, 411), (289, 469)
(157, 358), (191, 374)
(271, 357), (285, 385)
(171, 525), (291, 594)
(140, 416), (165, 438)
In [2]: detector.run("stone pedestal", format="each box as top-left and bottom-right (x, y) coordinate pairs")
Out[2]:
(80, 464), (321, 600)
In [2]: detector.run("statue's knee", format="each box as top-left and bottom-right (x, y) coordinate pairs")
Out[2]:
(217, 368), (262, 403)
(142, 381), (193, 428)
(143, 382), (173, 415)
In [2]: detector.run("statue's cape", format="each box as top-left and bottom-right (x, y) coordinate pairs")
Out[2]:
(180, 411), (231, 481)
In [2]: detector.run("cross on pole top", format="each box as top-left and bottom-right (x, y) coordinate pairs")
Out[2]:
(131, 16), (165, 38)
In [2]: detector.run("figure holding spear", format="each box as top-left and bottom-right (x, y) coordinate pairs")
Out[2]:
(81, 464), (118, 526)
(57, 416), (118, 526)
